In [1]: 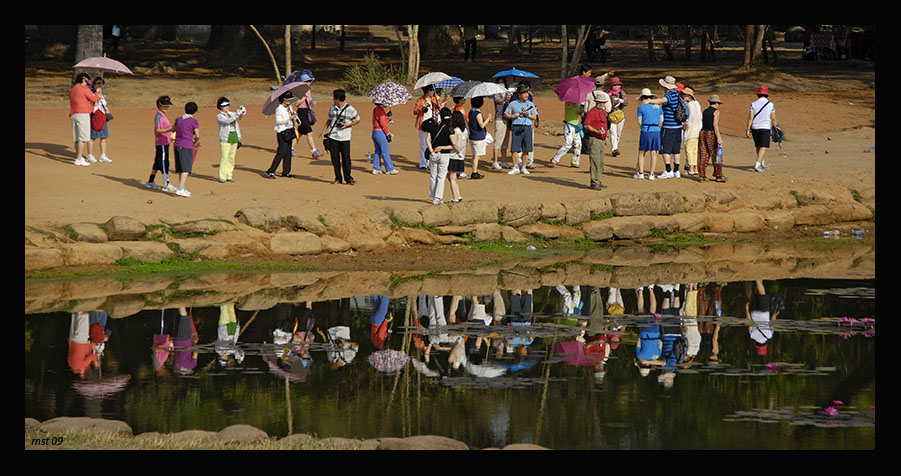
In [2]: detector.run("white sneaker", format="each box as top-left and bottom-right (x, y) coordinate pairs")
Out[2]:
(163, 183), (177, 192)
(754, 162), (763, 172)
(633, 172), (645, 180)
(526, 158), (535, 168)
(674, 171), (681, 178)
(73, 157), (90, 166)
(431, 198), (443, 205)
(507, 166), (521, 175)
(458, 172), (468, 179)
(85, 154), (97, 163)
(98, 155), (112, 163)
(371, 169), (382, 174)
(386, 169), (399, 175)
(176, 188), (191, 197)
(658, 170), (673, 179)
(648, 173), (656, 181)
(520, 165), (530, 175)
(492, 162), (502, 170)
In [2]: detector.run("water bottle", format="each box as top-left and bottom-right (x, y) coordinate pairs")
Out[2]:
(715, 145), (723, 164)
(366, 152), (372, 163)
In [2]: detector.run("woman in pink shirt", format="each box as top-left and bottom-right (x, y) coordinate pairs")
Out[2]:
(371, 103), (397, 174)
(69, 73), (100, 166)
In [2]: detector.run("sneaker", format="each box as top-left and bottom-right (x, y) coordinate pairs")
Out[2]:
(145, 181), (161, 190)
(715, 176), (728, 183)
(658, 170), (673, 179)
(431, 198), (443, 205)
(175, 188), (191, 197)
(73, 157), (90, 166)
(754, 162), (763, 172)
(674, 171), (681, 178)
(372, 169), (382, 174)
(386, 169), (399, 175)
(501, 162), (513, 169)
(85, 154), (97, 163)
(266, 172), (276, 179)
(648, 173), (656, 181)
(507, 166), (521, 175)
(163, 182), (177, 192)
(311, 149), (324, 159)
(98, 155), (112, 163)
(471, 172), (484, 179)
(526, 158), (535, 168)
(458, 172), (468, 179)
(226, 179), (235, 182)
(633, 172), (645, 180)
(520, 165), (530, 175)
(491, 162), (502, 170)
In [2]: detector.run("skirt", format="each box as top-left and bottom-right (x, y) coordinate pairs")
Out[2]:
(448, 158), (465, 172)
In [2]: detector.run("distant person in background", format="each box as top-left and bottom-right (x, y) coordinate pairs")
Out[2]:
(87, 76), (113, 163)
(145, 95), (176, 191)
(69, 72), (100, 166)
(462, 25), (478, 62)
(216, 97), (245, 183)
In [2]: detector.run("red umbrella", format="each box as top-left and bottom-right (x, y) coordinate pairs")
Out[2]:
(554, 76), (595, 103)
(73, 56), (133, 75)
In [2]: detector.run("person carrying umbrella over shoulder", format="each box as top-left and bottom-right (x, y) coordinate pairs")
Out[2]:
(503, 83), (539, 175)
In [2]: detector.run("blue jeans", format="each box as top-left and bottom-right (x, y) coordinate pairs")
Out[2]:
(371, 130), (395, 172)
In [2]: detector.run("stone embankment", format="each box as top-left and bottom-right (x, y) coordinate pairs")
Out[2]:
(25, 417), (546, 450)
(25, 185), (875, 273)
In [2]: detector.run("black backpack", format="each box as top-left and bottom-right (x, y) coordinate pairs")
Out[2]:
(674, 97), (688, 123)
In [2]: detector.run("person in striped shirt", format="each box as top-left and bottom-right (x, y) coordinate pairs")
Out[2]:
(648, 75), (689, 179)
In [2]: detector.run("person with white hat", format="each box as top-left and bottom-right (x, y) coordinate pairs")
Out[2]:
(634, 88), (663, 180)
(648, 75), (689, 179)
(583, 90), (609, 190)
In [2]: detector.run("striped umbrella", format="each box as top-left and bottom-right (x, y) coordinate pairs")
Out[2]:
(368, 81), (412, 107)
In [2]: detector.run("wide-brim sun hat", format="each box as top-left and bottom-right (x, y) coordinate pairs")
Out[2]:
(639, 88), (654, 97)
(708, 94), (722, 104)
(609, 77), (623, 87)
(659, 75), (677, 89)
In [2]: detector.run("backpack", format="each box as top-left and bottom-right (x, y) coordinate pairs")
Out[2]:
(674, 97), (688, 123)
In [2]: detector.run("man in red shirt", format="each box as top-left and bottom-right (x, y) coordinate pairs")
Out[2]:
(583, 91), (609, 189)
(69, 73), (101, 166)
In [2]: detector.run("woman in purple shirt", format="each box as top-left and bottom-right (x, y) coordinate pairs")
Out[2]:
(173, 102), (200, 197)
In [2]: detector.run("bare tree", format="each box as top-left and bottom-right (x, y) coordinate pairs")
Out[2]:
(566, 25), (591, 77)
(285, 25), (292, 78)
(741, 24), (767, 69)
(248, 25), (282, 84)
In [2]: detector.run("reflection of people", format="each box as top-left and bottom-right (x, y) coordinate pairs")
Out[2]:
(172, 309), (198, 375)
(68, 311), (105, 377)
(217, 302), (244, 367)
(555, 284), (583, 317)
(697, 282), (723, 362)
(317, 298), (359, 370)
(370, 295), (392, 349)
(746, 280), (775, 357)
(634, 286), (664, 376)
(69, 73), (101, 167)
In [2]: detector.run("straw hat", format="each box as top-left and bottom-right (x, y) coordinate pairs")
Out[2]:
(659, 75), (677, 89)
(708, 94), (722, 104)
(639, 87), (654, 97)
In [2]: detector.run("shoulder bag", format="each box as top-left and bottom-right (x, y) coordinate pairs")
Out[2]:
(322, 105), (348, 150)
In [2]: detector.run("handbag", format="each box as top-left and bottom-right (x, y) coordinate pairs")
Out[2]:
(608, 108), (625, 124)
(323, 104), (348, 150)
(91, 110), (107, 131)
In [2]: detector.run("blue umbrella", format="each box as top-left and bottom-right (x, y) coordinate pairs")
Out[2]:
(493, 68), (542, 89)
(434, 76), (464, 91)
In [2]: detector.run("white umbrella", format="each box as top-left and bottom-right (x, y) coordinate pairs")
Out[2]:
(414, 72), (453, 90)
(463, 82), (509, 99)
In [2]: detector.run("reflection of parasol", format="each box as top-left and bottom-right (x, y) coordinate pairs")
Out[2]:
(72, 374), (131, 398)
(368, 349), (409, 373)
(464, 361), (507, 378)
(73, 56), (134, 75)
(554, 340), (597, 366)
(261, 82), (311, 116)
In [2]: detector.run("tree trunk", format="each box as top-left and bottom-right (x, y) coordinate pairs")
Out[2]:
(406, 25), (420, 85)
(742, 24), (755, 68)
(561, 25), (568, 79)
(566, 25), (590, 77)
(647, 25), (657, 61)
(73, 25), (103, 82)
(752, 25), (766, 65)
(285, 25), (291, 78)
(248, 25), (282, 85)
(684, 25), (692, 61)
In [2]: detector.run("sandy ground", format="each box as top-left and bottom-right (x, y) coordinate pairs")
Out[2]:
(25, 43), (876, 231)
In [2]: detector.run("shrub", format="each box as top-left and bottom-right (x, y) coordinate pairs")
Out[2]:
(343, 52), (407, 95)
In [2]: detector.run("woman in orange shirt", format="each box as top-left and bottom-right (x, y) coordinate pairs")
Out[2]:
(69, 73), (101, 166)
(413, 85), (443, 169)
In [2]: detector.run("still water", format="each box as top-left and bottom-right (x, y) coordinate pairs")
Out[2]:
(26, 276), (875, 450)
